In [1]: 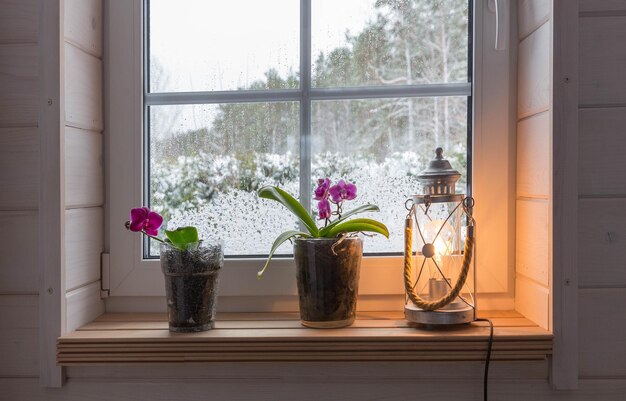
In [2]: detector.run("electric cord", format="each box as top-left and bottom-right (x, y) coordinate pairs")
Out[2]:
(475, 318), (494, 401)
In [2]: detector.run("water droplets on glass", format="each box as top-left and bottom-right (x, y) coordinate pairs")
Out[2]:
(145, 0), (470, 258)
(311, 97), (468, 253)
(149, 103), (300, 257)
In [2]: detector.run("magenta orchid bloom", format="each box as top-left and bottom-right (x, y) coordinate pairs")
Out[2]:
(314, 178), (331, 200)
(313, 178), (357, 221)
(257, 184), (388, 278)
(317, 199), (331, 220)
(129, 207), (163, 236)
(125, 206), (199, 251)
(329, 180), (357, 203)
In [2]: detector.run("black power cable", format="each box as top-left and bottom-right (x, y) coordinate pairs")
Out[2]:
(475, 318), (494, 401)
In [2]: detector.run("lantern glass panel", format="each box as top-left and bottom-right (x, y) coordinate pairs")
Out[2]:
(411, 199), (468, 300)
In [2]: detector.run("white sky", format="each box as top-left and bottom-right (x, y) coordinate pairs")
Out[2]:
(149, 0), (377, 92)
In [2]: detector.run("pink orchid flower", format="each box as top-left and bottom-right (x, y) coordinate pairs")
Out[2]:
(329, 180), (357, 203)
(314, 178), (331, 200)
(129, 207), (163, 236)
(317, 199), (331, 220)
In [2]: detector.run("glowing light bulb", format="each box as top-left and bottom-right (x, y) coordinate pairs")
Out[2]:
(423, 220), (454, 264)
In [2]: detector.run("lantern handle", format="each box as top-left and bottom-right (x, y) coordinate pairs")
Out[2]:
(463, 196), (476, 227)
(463, 196), (475, 212)
(404, 198), (414, 212)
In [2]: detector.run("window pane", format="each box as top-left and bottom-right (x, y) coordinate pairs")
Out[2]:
(148, 0), (300, 92)
(312, 0), (469, 88)
(311, 96), (468, 253)
(148, 103), (300, 257)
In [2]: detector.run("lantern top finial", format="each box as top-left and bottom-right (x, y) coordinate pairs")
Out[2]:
(417, 148), (462, 195)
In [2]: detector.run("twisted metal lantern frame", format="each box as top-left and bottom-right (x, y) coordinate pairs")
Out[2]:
(403, 194), (476, 312)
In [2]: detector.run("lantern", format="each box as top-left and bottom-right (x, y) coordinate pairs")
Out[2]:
(404, 148), (476, 325)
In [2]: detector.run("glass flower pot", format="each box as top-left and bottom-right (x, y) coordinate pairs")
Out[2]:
(293, 237), (362, 328)
(159, 241), (223, 332)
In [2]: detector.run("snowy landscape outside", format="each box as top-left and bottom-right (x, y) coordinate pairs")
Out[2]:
(147, 0), (469, 256)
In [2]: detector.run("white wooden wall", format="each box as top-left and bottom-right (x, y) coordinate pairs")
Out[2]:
(4, 0), (626, 399)
(577, 0), (626, 387)
(3, 362), (626, 401)
(0, 0), (42, 390)
(515, 0), (552, 330)
(0, 0), (105, 391)
(62, 0), (104, 334)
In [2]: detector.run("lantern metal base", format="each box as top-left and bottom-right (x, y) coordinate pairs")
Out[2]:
(404, 302), (475, 326)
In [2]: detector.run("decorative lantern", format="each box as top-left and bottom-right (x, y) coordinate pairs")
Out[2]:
(404, 148), (476, 325)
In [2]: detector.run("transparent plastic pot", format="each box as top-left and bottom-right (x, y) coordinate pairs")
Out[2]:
(159, 241), (223, 332)
(293, 237), (362, 329)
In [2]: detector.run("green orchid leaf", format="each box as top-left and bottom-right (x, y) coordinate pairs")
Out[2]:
(258, 186), (319, 237)
(165, 226), (199, 250)
(318, 204), (380, 237)
(323, 218), (389, 239)
(257, 230), (311, 279)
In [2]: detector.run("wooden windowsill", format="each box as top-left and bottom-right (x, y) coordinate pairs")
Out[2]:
(57, 310), (552, 365)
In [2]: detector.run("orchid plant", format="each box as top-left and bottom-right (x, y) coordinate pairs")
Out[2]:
(257, 179), (389, 278)
(124, 206), (200, 251)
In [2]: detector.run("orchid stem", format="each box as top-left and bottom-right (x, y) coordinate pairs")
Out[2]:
(142, 231), (165, 243)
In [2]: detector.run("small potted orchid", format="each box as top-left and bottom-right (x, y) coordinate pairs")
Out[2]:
(258, 179), (389, 328)
(125, 207), (223, 332)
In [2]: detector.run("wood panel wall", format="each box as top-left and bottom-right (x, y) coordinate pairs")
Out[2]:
(3, 0), (626, 398)
(577, 0), (626, 384)
(0, 0), (41, 385)
(551, 0), (579, 388)
(2, 365), (626, 401)
(62, 0), (104, 333)
(515, 0), (552, 330)
(0, 0), (105, 388)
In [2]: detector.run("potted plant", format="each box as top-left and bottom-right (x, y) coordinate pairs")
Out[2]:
(125, 207), (223, 332)
(257, 179), (389, 328)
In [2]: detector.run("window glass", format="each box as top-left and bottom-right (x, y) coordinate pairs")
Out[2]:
(145, 0), (470, 258)
(149, 103), (300, 256)
(311, 96), (468, 253)
(312, 0), (469, 87)
(149, 0), (300, 92)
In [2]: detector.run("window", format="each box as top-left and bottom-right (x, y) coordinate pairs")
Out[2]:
(144, 0), (471, 259)
(107, 0), (515, 305)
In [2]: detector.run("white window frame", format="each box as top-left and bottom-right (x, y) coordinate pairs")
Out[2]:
(106, 0), (516, 310)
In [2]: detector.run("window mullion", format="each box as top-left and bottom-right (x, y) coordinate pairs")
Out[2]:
(143, 83), (471, 107)
(310, 83), (471, 100)
(143, 0), (151, 257)
(144, 89), (301, 106)
(299, 0), (312, 220)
